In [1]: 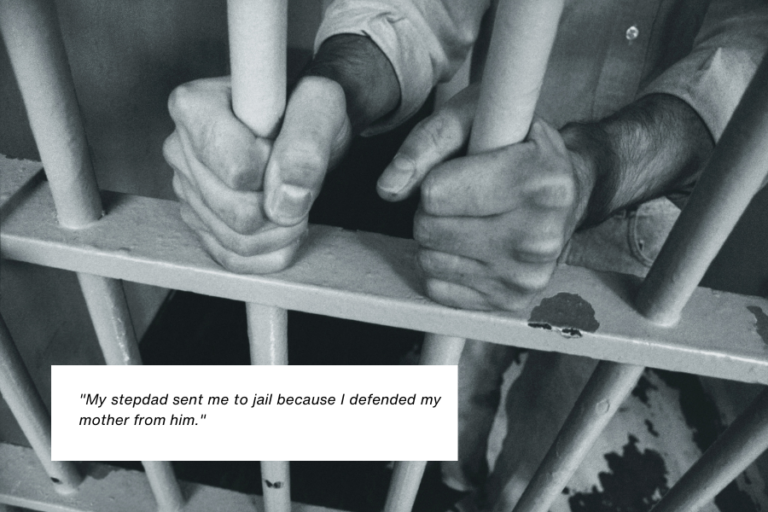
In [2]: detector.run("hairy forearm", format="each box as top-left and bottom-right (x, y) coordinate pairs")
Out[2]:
(562, 94), (715, 227)
(304, 34), (401, 134)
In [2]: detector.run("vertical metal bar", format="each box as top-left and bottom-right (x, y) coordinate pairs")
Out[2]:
(0, 0), (101, 229)
(143, 462), (185, 512)
(636, 53), (768, 326)
(0, 2), (184, 510)
(77, 274), (142, 365)
(651, 389), (768, 512)
(514, 49), (768, 512)
(247, 304), (291, 512)
(389, 2), (565, 511)
(511, 362), (644, 512)
(0, 313), (82, 494)
(382, 334), (466, 512)
(468, 0), (565, 154)
(228, 0), (287, 139)
(228, 3), (290, 511)
(78, 277), (185, 512)
(384, 461), (428, 512)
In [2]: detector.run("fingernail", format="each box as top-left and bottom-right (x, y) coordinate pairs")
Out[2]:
(268, 184), (312, 225)
(378, 154), (415, 194)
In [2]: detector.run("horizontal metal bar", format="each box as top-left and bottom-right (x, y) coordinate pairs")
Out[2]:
(2, 162), (768, 384)
(0, 442), (342, 512)
(0, 155), (43, 212)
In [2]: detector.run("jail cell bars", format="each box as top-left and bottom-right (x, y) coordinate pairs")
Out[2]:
(1, 1), (768, 512)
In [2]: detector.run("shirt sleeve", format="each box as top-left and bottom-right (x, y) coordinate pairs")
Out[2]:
(315, 0), (488, 135)
(638, 0), (768, 141)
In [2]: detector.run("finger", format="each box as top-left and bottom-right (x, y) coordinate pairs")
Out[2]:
(418, 250), (555, 313)
(176, 128), (268, 234)
(417, 249), (490, 290)
(420, 146), (527, 216)
(196, 228), (305, 275)
(424, 278), (493, 310)
(175, 173), (305, 257)
(377, 84), (478, 201)
(264, 76), (349, 226)
(168, 77), (271, 190)
(414, 212), (565, 265)
(179, 202), (211, 236)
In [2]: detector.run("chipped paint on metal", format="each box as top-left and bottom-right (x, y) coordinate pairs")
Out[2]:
(528, 292), (600, 338)
(747, 305), (768, 345)
(4, 176), (768, 384)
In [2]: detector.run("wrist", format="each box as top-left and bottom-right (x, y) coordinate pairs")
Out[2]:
(561, 121), (618, 228)
(304, 34), (400, 134)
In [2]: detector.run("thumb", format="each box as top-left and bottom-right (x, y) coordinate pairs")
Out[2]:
(377, 83), (478, 202)
(264, 76), (350, 226)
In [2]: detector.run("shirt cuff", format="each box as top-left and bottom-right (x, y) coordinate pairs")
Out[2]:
(314, 2), (437, 136)
(638, 46), (761, 142)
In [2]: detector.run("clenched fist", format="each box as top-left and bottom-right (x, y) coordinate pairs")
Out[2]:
(378, 85), (595, 310)
(164, 76), (352, 273)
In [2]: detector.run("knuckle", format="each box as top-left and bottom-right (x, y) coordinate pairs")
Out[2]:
(418, 113), (460, 152)
(412, 215), (432, 246)
(162, 136), (178, 167)
(424, 278), (447, 304)
(281, 142), (326, 174)
(416, 250), (435, 276)
(531, 174), (577, 210)
(513, 236), (564, 263)
(229, 203), (258, 234)
(209, 120), (261, 189)
(507, 266), (553, 294)
(167, 83), (196, 120)
(420, 173), (440, 210)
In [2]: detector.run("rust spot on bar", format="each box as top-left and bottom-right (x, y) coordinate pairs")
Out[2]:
(747, 305), (768, 345)
(528, 292), (599, 338)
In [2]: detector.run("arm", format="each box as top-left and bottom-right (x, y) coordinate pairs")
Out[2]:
(163, 34), (398, 273)
(316, 0), (489, 135)
(563, 93), (714, 228)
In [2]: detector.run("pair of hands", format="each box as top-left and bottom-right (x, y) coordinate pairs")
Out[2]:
(164, 79), (593, 311)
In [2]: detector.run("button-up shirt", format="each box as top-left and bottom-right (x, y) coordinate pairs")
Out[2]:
(315, 0), (768, 140)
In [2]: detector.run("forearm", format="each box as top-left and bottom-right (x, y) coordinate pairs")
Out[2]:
(304, 34), (401, 134)
(563, 93), (715, 228)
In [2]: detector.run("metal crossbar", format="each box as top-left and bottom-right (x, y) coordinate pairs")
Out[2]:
(1, 165), (767, 384)
(1, 0), (768, 511)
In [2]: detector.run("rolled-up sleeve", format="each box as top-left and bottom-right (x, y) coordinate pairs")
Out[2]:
(639, 0), (768, 141)
(315, 0), (488, 135)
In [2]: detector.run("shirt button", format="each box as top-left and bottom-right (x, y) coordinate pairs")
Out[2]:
(626, 25), (639, 41)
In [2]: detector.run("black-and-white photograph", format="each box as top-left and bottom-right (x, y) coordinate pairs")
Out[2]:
(1, 1), (767, 511)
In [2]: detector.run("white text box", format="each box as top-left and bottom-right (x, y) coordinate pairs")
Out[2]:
(51, 365), (457, 461)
